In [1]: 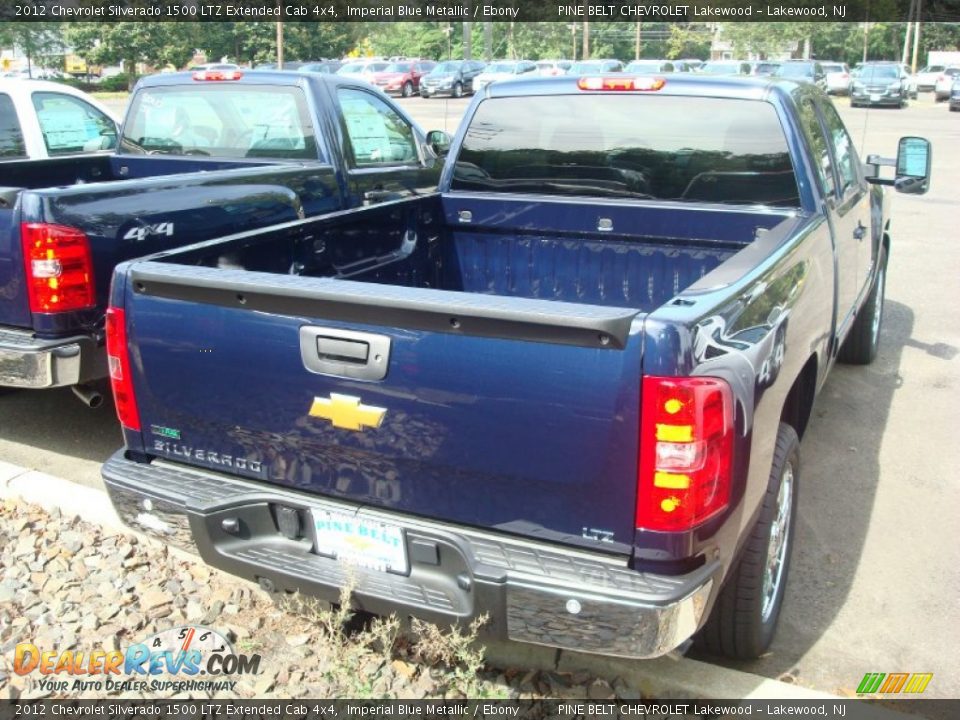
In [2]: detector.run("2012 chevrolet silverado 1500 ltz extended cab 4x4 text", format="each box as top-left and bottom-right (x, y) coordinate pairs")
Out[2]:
(0, 70), (445, 403)
(101, 74), (930, 659)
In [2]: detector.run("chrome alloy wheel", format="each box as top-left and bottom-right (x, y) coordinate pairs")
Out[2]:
(871, 265), (886, 348)
(761, 462), (794, 622)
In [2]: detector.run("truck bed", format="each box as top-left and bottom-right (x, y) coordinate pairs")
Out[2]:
(151, 194), (793, 314)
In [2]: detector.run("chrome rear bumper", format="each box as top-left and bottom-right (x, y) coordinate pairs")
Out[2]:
(0, 327), (102, 388)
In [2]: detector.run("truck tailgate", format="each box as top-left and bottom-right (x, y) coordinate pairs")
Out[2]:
(125, 265), (644, 553)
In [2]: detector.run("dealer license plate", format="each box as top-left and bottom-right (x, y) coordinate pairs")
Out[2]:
(870, 93), (881, 102)
(312, 510), (408, 574)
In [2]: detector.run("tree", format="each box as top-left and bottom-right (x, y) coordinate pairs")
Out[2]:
(0, 22), (65, 76)
(719, 22), (817, 59)
(666, 24), (714, 60)
(66, 22), (195, 89)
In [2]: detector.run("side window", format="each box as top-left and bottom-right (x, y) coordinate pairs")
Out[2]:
(31, 92), (116, 155)
(820, 102), (860, 195)
(798, 98), (835, 197)
(0, 93), (27, 159)
(338, 89), (418, 167)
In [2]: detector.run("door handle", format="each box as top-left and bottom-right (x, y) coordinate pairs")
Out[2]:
(300, 327), (391, 381)
(853, 221), (867, 241)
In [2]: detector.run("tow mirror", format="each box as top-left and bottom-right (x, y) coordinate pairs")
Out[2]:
(865, 136), (931, 195)
(426, 129), (451, 158)
(894, 136), (931, 194)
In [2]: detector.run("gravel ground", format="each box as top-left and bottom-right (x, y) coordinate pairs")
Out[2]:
(0, 499), (633, 701)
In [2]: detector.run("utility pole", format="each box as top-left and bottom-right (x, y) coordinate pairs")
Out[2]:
(484, 21), (492, 61)
(276, 18), (284, 69)
(912, 0), (922, 73)
(463, 22), (472, 60)
(582, 20), (590, 60)
(902, 21), (913, 66)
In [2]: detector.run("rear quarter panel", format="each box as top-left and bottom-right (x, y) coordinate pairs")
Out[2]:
(638, 214), (834, 572)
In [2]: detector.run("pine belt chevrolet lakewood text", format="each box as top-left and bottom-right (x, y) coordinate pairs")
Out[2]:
(101, 74), (930, 660)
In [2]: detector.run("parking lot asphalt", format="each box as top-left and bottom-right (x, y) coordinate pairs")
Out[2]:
(3, 90), (958, 702)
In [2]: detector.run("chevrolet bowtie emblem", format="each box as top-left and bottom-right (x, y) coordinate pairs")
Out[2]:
(309, 394), (386, 431)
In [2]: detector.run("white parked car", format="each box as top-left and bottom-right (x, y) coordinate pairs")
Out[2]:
(0, 79), (120, 161)
(822, 62), (852, 95)
(473, 60), (538, 92)
(534, 60), (572, 77)
(899, 64), (919, 98)
(916, 64), (946, 91)
(336, 61), (390, 83)
(934, 66), (960, 101)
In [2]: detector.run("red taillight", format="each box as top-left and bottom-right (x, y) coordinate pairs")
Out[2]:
(106, 307), (141, 431)
(637, 376), (734, 532)
(193, 70), (243, 81)
(21, 223), (95, 313)
(578, 76), (666, 91)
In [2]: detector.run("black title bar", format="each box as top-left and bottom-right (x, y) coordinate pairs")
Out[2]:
(2, 700), (959, 720)
(3, 0), (960, 23)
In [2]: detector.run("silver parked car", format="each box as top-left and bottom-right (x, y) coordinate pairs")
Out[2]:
(934, 67), (960, 101)
(822, 62), (852, 95)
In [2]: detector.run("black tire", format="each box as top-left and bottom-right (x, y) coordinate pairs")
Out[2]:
(452, 82), (463, 99)
(401, 81), (413, 98)
(697, 423), (800, 660)
(838, 247), (887, 365)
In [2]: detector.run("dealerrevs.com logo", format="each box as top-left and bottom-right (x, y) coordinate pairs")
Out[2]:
(13, 625), (261, 693)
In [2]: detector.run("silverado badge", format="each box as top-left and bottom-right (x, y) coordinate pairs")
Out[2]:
(309, 393), (386, 431)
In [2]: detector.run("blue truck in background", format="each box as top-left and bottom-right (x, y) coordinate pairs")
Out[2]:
(0, 70), (445, 404)
(101, 74), (930, 659)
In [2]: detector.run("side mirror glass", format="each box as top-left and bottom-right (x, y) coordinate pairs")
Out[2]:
(895, 136), (931, 195)
(426, 130), (451, 158)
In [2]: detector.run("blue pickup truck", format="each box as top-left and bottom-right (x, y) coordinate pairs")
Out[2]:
(101, 74), (930, 659)
(0, 71), (444, 404)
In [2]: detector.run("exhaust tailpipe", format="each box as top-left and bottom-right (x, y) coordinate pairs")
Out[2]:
(71, 384), (104, 409)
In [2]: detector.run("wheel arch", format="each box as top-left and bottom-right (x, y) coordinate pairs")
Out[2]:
(780, 354), (818, 440)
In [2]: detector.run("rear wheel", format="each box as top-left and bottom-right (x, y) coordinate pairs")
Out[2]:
(697, 423), (799, 659)
(838, 247), (887, 365)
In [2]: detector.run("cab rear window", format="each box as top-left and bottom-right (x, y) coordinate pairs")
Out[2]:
(453, 95), (800, 207)
(120, 84), (318, 160)
(0, 93), (27, 159)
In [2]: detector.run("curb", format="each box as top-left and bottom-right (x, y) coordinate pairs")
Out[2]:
(3, 460), (856, 704)
(0, 459), (126, 533)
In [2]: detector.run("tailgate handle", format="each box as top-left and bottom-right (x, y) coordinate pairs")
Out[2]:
(300, 327), (390, 381)
(317, 336), (369, 363)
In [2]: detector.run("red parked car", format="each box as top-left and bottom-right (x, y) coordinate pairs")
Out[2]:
(371, 60), (436, 97)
